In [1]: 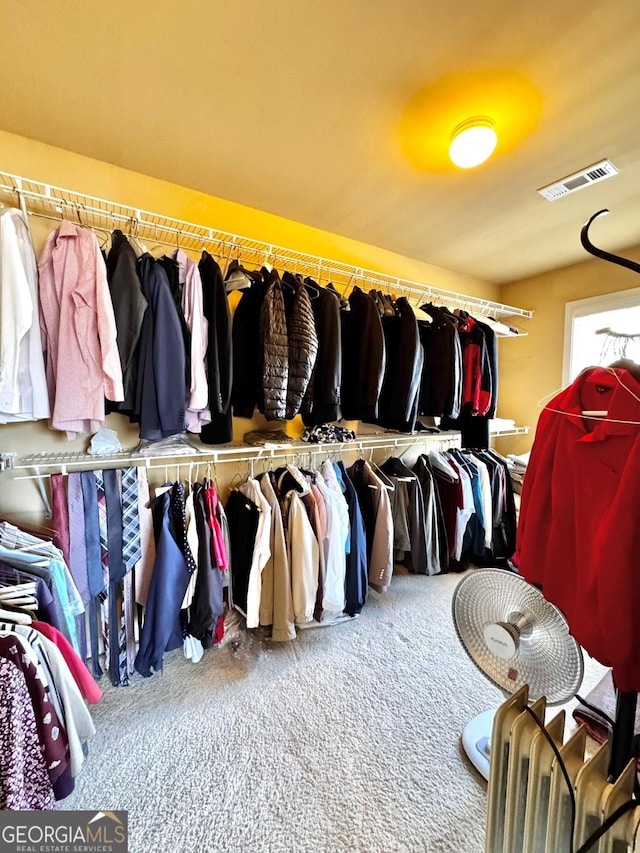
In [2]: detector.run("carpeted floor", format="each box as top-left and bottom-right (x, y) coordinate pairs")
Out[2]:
(60, 570), (607, 853)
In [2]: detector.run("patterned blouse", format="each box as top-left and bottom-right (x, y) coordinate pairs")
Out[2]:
(0, 656), (56, 809)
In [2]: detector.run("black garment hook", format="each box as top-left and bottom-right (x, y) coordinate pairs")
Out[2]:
(581, 209), (640, 275)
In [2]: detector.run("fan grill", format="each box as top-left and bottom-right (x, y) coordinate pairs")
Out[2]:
(452, 569), (583, 705)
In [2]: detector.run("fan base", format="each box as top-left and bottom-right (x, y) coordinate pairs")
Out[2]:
(461, 709), (495, 781)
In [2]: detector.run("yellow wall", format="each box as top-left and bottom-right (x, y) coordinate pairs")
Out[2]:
(496, 246), (640, 456)
(0, 130), (500, 523)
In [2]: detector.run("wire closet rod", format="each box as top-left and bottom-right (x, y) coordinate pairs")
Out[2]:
(10, 432), (464, 478)
(0, 170), (533, 320)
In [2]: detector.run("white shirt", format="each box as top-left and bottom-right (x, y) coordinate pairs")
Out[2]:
(318, 463), (349, 613)
(0, 209), (49, 422)
(469, 454), (494, 549)
(285, 490), (319, 624)
(239, 478), (271, 628)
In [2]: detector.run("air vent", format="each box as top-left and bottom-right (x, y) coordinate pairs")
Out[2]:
(537, 159), (618, 201)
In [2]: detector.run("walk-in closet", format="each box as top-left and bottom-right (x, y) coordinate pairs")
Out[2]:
(1, 3), (639, 851)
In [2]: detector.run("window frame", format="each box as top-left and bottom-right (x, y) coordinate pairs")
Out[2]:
(562, 286), (640, 385)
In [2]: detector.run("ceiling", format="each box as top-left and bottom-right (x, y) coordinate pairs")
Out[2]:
(2, 0), (640, 284)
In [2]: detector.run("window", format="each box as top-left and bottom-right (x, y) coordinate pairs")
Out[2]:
(563, 287), (640, 384)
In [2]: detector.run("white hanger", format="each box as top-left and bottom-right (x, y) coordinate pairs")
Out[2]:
(0, 608), (32, 625)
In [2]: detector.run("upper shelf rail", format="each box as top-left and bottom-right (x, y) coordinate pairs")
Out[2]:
(0, 170), (533, 320)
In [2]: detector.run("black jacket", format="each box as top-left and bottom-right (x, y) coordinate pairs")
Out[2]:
(187, 482), (224, 646)
(260, 272), (289, 421)
(282, 272), (318, 419)
(341, 287), (386, 421)
(418, 304), (462, 418)
(231, 281), (267, 419)
(134, 255), (186, 440)
(157, 255), (192, 389)
(301, 279), (342, 426)
(105, 230), (148, 412)
(475, 319), (498, 417)
(199, 252), (233, 443)
(375, 297), (423, 432)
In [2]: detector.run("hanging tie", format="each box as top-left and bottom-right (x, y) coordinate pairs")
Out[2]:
(121, 467), (142, 569)
(80, 470), (105, 680)
(104, 469), (128, 687)
(50, 473), (71, 567)
(67, 472), (90, 662)
(94, 471), (111, 677)
(120, 467), (140, 677)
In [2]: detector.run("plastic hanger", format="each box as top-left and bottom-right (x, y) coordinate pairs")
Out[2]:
(581, 210), (640, 275)
(0, 606), (32, 625)
(537, 366), (640, 422)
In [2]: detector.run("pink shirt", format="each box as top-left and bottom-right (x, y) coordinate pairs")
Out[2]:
(33, 619), (102, 705)
(173, 250), (210, 432)
(38, 221), (123, 438)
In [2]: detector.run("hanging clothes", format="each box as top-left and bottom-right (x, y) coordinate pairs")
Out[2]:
(38, 221), (124, 438)
(333, 462), (368, 616)
(0, 632), (68, 802)
(424, 452), (466, 571)
(341, 287), (386, 422)
(316, 463), (349, 614)
(231, 279), (268, 418)
(0, 656), (56, 809)
(412, 455), (448, 574)
(156, 254), (192, 390)
(301, 280), (342, 426)
(456, 312), (493, 416)
(238, 478), (272, 628)
(260, 271), (289, 421)
(225, 488), (261, 618)
(171, 249), (210, 432)
(187, 481), (226, 649)
(281, 272), (319, 419)
(199, 251), (233, 444)
(0, 208), (49, 424)
(134, 254), (187, 440)
(379, 456), (432, 575)
(347, 459), (393, 592)
(0, 523), (84, 654)
(517, 365), (640, 691)
(105, 229), (148, 414)
(258, 472), (296, 641)
(375, 298), (424, 432)
(274, 465), (320, 625)
(418, 304), (462, 419)
(134, 489), (191, 677)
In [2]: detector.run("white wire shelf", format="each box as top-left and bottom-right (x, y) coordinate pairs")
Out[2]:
(0, 170), (533, 321)
(9, 431), (463, 477)
(490, 426), (529, 437)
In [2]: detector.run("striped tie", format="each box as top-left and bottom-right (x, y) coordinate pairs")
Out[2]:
(121, 467), (141, 569)
(95, 471), (110, 674)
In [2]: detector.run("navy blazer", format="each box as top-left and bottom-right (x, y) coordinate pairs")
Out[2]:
(134, 255), (186, 440)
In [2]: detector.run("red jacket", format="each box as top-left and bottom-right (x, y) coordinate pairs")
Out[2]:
(517, 367), (640, 691)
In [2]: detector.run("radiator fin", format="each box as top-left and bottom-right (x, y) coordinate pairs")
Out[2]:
(486, 691), (640, 853)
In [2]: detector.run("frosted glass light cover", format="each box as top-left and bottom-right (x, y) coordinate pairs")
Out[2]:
(449, 120), (498, 168)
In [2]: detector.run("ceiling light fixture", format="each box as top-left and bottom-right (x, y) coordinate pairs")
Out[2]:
(449, 117), (498, 169)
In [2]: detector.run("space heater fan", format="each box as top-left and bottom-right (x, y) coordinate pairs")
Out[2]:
(452, 568), (584, 781)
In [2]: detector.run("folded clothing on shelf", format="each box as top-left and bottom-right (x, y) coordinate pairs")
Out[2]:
(243, 429), (292, 447)
(301, 424), (357, 444)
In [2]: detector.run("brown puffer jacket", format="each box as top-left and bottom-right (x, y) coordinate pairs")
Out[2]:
(285, 276), (319, 419)
(260, 277), (289, 421)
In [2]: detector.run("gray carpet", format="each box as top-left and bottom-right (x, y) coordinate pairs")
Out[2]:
(60, 571), (607, 853)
